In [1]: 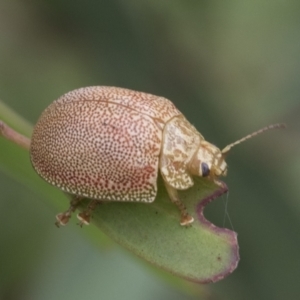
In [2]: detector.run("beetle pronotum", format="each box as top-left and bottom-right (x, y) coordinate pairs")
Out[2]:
(0, 87), (286, 226)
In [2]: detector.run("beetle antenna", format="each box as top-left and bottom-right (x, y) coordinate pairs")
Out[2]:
(221, 123), (286, 154)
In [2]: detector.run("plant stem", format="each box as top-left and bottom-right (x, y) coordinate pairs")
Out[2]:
(0, 120), (30, 150)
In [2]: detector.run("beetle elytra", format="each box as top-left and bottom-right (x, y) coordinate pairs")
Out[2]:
(0, 86), (285, 226)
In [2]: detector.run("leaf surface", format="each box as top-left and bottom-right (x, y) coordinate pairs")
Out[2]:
(85, 177), (239, 283)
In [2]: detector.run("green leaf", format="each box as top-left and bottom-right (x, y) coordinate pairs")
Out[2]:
(0, 100), (239, 283)
(82, 177), (239, 283)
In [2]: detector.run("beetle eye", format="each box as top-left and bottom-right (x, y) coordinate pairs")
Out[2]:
(201, 162), (210, 177)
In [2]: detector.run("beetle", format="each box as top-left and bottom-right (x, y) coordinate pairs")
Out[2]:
(0, 86), (285, 226)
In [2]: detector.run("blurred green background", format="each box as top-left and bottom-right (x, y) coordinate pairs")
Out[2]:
(0, 1), (299, 299)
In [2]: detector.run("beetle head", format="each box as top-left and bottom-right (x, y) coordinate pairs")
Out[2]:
(189, 141), (227, 181)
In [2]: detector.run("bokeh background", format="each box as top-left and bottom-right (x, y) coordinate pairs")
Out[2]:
(0, 1), (299, 299)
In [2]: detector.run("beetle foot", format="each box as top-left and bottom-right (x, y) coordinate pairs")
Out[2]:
(55, 196), (83, 227)
(55, 212), (71, 227)
(180, 214), (194, 226)
(77, 211), (91, 226)
(76, 200), (99, 227)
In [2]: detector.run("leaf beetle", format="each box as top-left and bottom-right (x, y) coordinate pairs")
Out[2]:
(0, 86), (285, 226)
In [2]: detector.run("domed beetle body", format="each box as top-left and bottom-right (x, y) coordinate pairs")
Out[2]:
(2, 86), (284, 227)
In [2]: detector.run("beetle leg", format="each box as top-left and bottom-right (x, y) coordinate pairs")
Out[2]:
(55, 196), (83, 227)
(165, 183), (194, 226)
(77, 199), (99, 226)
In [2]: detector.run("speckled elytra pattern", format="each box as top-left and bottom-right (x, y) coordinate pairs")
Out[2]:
(30, 86), (182, 202)
(54, 86), (180, 125)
